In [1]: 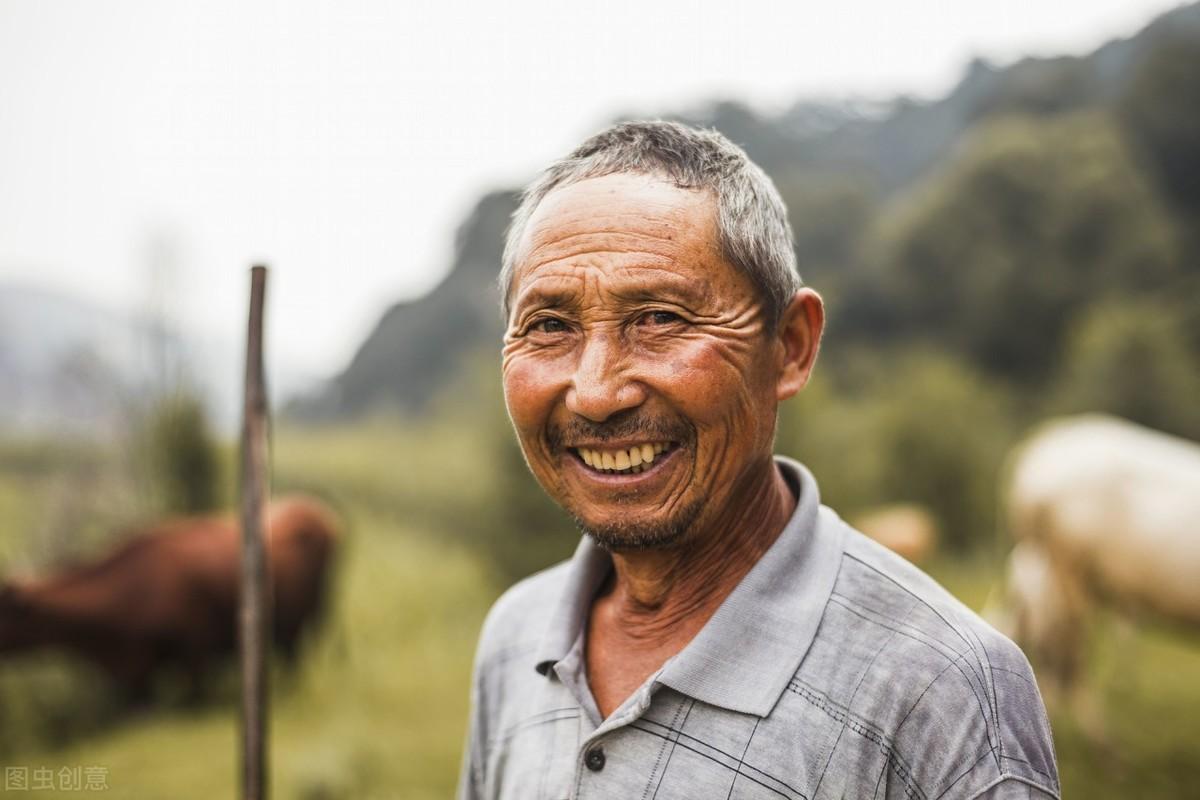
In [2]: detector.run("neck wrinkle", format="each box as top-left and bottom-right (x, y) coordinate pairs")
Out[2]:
(602, 458), (796, 643)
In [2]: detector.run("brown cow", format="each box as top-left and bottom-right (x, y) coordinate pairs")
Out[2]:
(0, 494), (340, 703)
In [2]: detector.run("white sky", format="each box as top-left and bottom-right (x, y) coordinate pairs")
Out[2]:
(0, 0), (1187, 378)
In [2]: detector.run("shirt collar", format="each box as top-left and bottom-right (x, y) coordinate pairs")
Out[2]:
(532, 455), (845, 718)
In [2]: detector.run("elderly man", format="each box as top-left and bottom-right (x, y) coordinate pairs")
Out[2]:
(459, 122), (1058, 800)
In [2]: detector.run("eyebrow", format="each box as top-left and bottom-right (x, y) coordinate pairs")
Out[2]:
(608, 278), (707, 306)
(511, 285), (579, 314)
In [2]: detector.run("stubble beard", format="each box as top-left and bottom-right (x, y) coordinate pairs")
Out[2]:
(569, 495), (707, 553)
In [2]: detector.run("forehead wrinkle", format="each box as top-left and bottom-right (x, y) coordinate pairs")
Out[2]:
(521, 195), (718, 262)
(524, 229), (686, 270)
(510, 267), (612, 315)
(604, 271), (714, 307)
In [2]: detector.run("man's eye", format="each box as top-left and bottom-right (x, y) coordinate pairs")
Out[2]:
(532, 317), (568, 334)
(641, 310), (682, 326)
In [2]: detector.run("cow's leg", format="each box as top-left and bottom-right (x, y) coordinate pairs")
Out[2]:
(182, 656), (211, 705)
(93, 643), (156, 709)
(176, 618), (220, 706)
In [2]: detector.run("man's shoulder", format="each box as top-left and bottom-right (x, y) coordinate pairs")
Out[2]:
(473, 556), (574, 671)
(802, 514), (1059, 797)
(831, 520), (1041, 692)
(832, 517), (1007, 652)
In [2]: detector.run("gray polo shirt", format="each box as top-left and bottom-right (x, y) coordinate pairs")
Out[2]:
(458, 456), (1059, 800)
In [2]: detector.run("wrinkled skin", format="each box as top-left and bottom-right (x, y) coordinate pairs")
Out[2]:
(502, 173), (823, 552)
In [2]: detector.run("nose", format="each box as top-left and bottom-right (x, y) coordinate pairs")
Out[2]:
(565, 330), (646, 422)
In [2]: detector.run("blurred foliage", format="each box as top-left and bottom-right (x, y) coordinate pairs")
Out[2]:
(1049, 299), (1200, 441)
(776, 169), (878, 306)
(0, 437), (145, 572)
(857, 112), (1178, 383)
(778, 350), (1016, 552)
(139, 391), (219, 516)
(1118, 34), (1200, 212)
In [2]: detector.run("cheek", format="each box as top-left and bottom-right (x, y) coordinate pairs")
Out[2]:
(501, 353), (566, 435)
(650, 338), (768, 424)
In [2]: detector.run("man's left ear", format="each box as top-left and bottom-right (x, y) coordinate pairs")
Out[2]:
(774, 288), (825, 402)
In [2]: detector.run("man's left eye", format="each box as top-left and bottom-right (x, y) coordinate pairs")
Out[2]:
(640, 310), (682, 326)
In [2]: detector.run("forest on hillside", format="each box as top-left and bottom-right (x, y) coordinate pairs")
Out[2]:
(290, 4), (1200, 574)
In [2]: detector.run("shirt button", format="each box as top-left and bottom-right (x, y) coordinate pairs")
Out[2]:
(584, 746), (606, 772)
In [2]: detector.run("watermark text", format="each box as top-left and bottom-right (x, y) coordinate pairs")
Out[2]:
(3, 766), (109, 792)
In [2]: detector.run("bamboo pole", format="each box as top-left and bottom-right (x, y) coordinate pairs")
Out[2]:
(239, 265), (270, 800)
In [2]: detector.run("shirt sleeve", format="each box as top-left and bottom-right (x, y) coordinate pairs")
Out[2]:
(894, 629), (1060, 800)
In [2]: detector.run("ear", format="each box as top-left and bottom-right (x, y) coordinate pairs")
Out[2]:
(774, 288), (825, 402)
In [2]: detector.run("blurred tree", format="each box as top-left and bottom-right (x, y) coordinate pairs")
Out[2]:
(779, 350), (1015, 551)
(869, 352), (1016, 551)
(775, 169), (878, 308)
(776, 368), (888, 517)
(1049, 299), (1200, 441)
(860, 112), (1178, 383)
(142, 392), (219, 515)
(1118, 35), (1200, 213)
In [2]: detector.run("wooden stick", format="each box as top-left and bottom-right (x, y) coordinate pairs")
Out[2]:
(239, 265), (270, 800)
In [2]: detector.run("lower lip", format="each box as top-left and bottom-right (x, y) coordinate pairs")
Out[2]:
(567, 447), (680, 485)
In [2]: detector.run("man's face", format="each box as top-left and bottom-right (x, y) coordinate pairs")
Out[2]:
(502, 173), (788, 550)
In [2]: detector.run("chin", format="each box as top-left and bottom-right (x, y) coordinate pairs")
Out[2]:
(571, 498), (705, 553)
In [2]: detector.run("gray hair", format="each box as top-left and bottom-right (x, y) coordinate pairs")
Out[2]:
(499, 120), (802, 329)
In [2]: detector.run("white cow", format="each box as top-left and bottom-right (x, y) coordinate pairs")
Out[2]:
(997, 415), (1200, 722)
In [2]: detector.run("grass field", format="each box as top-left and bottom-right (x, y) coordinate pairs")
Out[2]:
(1, 429), (1198, 798)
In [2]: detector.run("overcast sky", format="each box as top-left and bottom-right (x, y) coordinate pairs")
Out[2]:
(0, 0), (1187, 378)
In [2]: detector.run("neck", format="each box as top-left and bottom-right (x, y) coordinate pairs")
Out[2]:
(601, 458), (796, 643)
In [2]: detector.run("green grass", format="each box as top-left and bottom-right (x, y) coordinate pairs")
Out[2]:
(2, 428), (1199, 798)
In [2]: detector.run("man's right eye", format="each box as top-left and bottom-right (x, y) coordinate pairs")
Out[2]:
(532, 317), (568, 334)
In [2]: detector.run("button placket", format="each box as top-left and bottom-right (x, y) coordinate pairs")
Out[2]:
(574, 671), (666, 794)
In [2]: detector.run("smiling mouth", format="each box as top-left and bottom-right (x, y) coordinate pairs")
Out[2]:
(572, 442), (676, 475)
